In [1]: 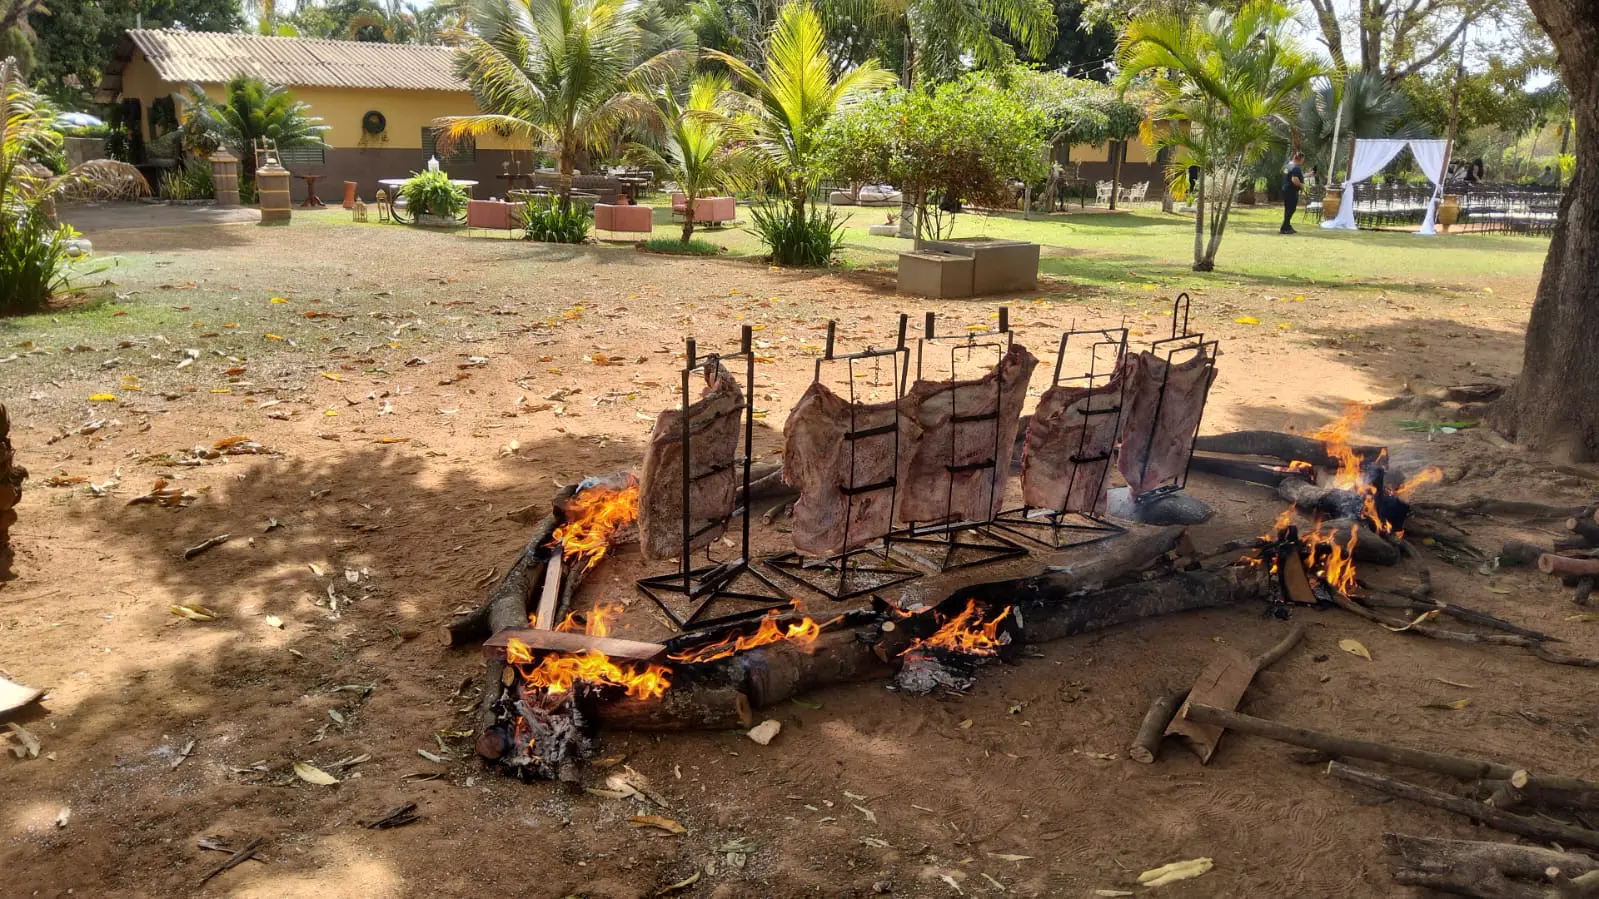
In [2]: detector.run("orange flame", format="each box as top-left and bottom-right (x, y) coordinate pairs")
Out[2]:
(668, 611), (825, 664)
(552, 477), (641, 573)
(506, 638), (671, 700)
(904, 600), (1012, 657)
(1394, 466), (1443, 500)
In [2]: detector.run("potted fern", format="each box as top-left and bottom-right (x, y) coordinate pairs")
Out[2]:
(398, 170), (467, 227)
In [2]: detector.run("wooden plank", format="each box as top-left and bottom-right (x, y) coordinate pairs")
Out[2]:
(533, 554), (562, 630)
(483, 628), (665, 661)
(1165, 645), (1259, 763)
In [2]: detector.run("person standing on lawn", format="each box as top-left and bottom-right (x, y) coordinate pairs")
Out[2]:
(1281, 151), (1305, 234)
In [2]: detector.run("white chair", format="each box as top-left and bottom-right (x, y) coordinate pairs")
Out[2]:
(1095, 181), (1113, 205)
(1132, 181), (1150, 202)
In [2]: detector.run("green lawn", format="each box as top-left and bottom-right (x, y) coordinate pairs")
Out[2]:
(617, 199), (1550, 293)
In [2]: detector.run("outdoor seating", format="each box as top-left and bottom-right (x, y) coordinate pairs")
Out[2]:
(594, 203), (654, 239)
(671, 194), (736, 225)
(467, 198), (522, 235)
(1095, 181), (1114, 205)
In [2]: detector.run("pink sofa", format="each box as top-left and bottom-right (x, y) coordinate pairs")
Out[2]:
(594, 203), (654, 237)
(670, 194), (736, 225)
(467, 199), (521, 234)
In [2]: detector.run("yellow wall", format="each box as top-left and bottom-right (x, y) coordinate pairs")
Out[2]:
(1072, 142), (1111, 163)
(116, 49), (527, 151)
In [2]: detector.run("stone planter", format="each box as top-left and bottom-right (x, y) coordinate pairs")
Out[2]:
(918, 237), (1040, 295)
(898, 251), (974, 298)
(413, 213), (459, 229)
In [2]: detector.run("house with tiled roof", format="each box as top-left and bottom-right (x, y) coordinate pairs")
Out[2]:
(96, 29), (531, 201)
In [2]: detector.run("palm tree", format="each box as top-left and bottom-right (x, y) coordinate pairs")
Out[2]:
(822, 0), (1055, 88)
(629, 74), (745, 243)
(1297, 70), (1418, 180)
(182, 76), (329, 200)
(1, 58), (147, 311)
(706, 2), (895, 222)
(434, 0), (689, 206)
(1117, 0), (1323, 271)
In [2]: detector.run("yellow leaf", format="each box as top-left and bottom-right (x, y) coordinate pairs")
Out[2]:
(270, 296), (289, 304)
(1447, 698), (1471, 709)
(224, 323), (238, 328)
(1293, 294), (1306, 302)
(628, 815), (686, 835)
(1234, 316), (1260, 325)
(375, 436), (410, 444)
(89, 393), (117, 402)
(1566, 613), (1599, 623)
(320, 372), (345, 382)
(210, 388), (232, 394)
(1276, 323), (1292, 330)
(265, 333), (284, 341)
(324, 410), (338, 417)
(293, 761), (339, 785)
(1138, 858), (1213, 887)
(1338, 638), (1372, 661)
(169, 604), (218, 621)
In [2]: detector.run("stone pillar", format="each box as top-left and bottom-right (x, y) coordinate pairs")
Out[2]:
(210, 150), (240, 207)
(257, 158), (292, 224)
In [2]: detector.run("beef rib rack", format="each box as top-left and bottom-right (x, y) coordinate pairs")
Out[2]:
(638, 362), (744, 560)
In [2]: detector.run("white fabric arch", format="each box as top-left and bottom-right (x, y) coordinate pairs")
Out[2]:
(1321, 138), (1452, 236)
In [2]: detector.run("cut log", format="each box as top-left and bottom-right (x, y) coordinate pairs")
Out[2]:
(1541, 554), (1599, 577)
(1330, 762), (1599, 852)
(1193, 430), (1384, 468)
(1566, 516), (1599, 545)
(445, 500), (567, 648)
(1188, 454), (1302, 487)
(1575, 578), (1594, 606)
(1384, 832), (1599, 899)
(1277, 477), (1364, 518)
(1130, 689), (1188, 764)
(1320, 518), (1402, 565)
(483, 629), (665, 661)
(534, 554), (563, 630)
(593, 686), (752, 731)
(1413, 498), (1593, 521)
(1500, 539), (1552, 567)
(1186, 704), (1599, 810)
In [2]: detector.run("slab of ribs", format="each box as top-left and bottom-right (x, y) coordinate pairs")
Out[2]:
(782, 380), (921, 557)
(638, 362), (744, 560)
(896, 343), (1039, 526)
(1116, 349), (1216, 497)
(1019, 375), (1125, 516)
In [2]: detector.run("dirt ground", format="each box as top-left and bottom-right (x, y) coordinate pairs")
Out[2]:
(2, 210), (1595, 898)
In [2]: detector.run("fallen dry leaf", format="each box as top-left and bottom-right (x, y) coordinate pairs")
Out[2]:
(293, 761), (340, 785)
(1338, 638), (1372, 661)
(169, 603), (219, 621)
(628, 815), (686, 835)
(1138, 857), (1213, 887)
(1385, 609), (1442, 632)
(654, 871), (701, 895)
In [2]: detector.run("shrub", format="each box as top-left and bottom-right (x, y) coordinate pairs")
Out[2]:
(158, 162), (214, 202)
(0, 213), (71, 316)
(747, 201), (845, 267)
(522, 196), (591, 244)
(639, 237), (722, 256)
(398, 169), (467, 220)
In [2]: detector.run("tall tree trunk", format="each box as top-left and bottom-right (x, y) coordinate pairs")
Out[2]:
(1192, 170), (1206, 269)
(1494, 0), (1599, 461)
(1110, 141), (1122, 211)
(898, 195), (917, 239)
(558, 150), (574, 207)
(682, 196), (696, 243)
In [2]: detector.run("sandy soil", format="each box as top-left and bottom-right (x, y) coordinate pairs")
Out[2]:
(2, 214), (1594, 898)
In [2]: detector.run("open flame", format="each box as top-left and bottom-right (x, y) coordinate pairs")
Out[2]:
(552, 476), (641, 573)
(508, 601), (670, 702)
(904, 600), (1012, 657)
(668, 611), (826, 664)
(505, 640), (671, 700)
(1252, 406), (1442, 599)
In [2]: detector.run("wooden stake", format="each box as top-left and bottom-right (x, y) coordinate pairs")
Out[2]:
(198, 837), (265, 885)
(534, 553), (562, 630)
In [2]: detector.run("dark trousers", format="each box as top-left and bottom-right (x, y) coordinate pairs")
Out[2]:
(1281, 189), (1299, 231)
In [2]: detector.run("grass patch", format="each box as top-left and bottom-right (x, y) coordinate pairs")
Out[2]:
(638, 237), (724, 256)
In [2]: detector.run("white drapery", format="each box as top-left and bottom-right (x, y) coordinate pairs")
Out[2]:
(1322, 138), (1411, 230)
(1408, 139), (1451, 236)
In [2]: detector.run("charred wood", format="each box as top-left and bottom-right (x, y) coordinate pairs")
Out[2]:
(1193, 430), (1385, 468)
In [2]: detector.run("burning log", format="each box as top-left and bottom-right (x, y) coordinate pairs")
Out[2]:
(444, 486), (573, 648)
(1193, 430), (1384, 469)
(593, 687), (753, 731)
(1383, 833), (1599, 899)
(1188, 453), (1312, 488)
(1319, 519), (1401, 565)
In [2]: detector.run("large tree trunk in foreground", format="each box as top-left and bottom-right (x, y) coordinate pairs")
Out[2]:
(1496, 0), (1599, 461)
